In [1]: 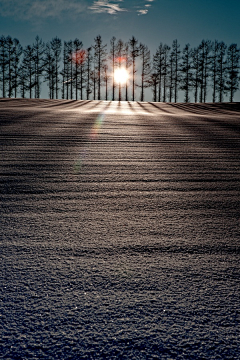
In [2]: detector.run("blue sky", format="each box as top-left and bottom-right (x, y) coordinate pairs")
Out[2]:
(0, 0), (240, 52)
(0, 0), (240, 101)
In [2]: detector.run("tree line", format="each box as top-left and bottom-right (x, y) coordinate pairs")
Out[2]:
(0, 35), (239, 102)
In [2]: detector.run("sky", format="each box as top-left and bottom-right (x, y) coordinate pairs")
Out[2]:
(1, 0), (240, 52)
(0, 0), (240, 100)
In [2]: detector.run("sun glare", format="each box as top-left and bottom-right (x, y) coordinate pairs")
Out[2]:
(114, 68), (129, 85)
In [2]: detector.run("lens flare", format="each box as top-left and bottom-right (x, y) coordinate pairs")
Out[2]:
(74, 146), (89, 173)
(90, 113), (105, 139)
(74, 113), (105, 173)
(114, 68), (129, 85)
(71, 49), (86, 65)
(115, 56), (126, 63)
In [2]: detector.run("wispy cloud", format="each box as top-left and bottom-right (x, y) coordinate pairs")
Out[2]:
(0, 0), (87, 20)
(0, 0), (155, 19)
(88, 0), (127, 15)
(136, 0), (155, 16)
(89, 0), (155, 16)
(137, 9), (148, 15)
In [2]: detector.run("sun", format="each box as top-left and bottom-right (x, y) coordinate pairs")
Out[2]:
(114, 68), (129, 85)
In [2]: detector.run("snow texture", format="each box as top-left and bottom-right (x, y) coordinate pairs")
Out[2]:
(0, 99), (240, 359)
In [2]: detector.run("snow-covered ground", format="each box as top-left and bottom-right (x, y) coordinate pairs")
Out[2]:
(1, 99), (240, 359)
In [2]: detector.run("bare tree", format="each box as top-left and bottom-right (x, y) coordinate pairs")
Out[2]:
(50, 37), (62, 99)
(172, 39), (181, 102)
(44, 42), (55, 99)
(61, 42), (68, 99)
(103, 64), (110, 100)
(163, 44), (170, 102)
(67, 41), (74, 99)
(116, 39), (124, 101)
(73, 38), (83, 100)
(180, 44), (192, 103)
(5, 36), (15, 97)
(168, 52), (174, 102)
(79, 49), (86, 100)
(153, 44), (164, 102)
(139, 43), (151, 101)
(150, 72), (158, 102)
(32, 36), (45, 98)
(191, 47), (200, 102)
(12, 38), (22, 98)
(86, 47), (92, 100)
(19, 64), (27, 98)
(226, 43), (240, 102)
(211, 40), (219, 103)
(203, 40), (212, 102)
(198, 40), (212, 102)
(94, 35), (107, 100)
(216, 41), (227, 102)
(198, 41), (205, 102)
(22, 45), (35, 98)
(0, 35), (7, 97)
(129, 36), (138, 101)
(124, 42), (130, 101)
(110, 36), (116, 101)
(92, 52), (97, 100)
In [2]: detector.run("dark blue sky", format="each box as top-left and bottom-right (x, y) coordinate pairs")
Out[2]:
(1, 0), (240, 101)
(0, 0), (239, 52)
